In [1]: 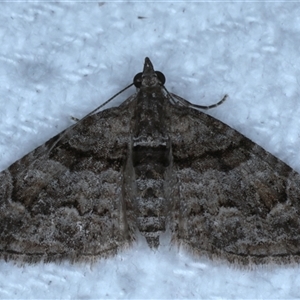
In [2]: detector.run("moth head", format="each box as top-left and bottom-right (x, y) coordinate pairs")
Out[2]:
(133, 57), (166, 88)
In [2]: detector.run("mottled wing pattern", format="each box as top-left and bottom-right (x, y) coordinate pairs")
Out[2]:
(1, 56), (300, 266)
(167, 102), (300, 265)
(0, 102), (137, 263)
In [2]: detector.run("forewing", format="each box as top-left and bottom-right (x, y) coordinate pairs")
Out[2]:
(168, 102), (300, 265)
(0, 102), (135, 263)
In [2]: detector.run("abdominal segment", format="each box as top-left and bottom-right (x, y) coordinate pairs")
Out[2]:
(132, 143), (171, 248)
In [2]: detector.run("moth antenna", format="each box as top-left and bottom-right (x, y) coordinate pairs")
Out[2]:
(175, 93), (228, 110)
(85, 82), (135, 116)
(163, 85), (227, 110)
(46, 82), (134, 154)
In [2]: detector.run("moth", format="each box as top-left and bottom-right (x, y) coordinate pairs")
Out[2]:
(1, 57), (300, 265)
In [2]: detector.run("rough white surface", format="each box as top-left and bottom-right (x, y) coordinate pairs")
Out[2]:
(1, 2), (300, 299)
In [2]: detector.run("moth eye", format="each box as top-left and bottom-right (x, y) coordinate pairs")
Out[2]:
(133, 71), (166, 88)
(155, 71), (166, 85)
(133, 72), (143, 88)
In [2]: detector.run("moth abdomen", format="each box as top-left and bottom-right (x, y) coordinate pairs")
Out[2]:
(131, 138), (171, 248)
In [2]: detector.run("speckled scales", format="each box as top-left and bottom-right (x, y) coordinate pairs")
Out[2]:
(1, 58), (300, 265)
(167, 104), (300, 264)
